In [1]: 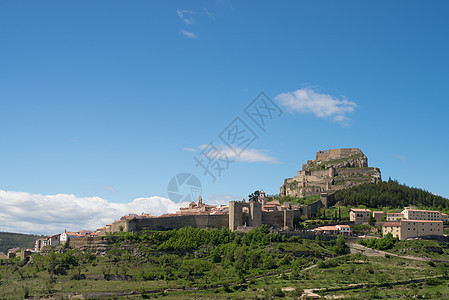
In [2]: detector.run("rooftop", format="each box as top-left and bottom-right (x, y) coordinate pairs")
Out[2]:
(383, 222), (401, 227)
(403, 209), (440, 213)
(336, 225), (350, 228)
(402, 220), (443, 223)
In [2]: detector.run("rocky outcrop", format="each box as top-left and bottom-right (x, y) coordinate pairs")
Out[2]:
(280, 148), (381, 198)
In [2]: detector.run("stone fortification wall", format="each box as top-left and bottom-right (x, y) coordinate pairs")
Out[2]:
(316, 148), (362, 161)
(106, 209), (300, 234)
(122, 214), (229, 232)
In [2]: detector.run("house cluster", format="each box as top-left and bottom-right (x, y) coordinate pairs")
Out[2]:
(386, 209), (448, 222)
(383, 208), (447, 240)
(118, 192), (296, 221)
(175, 191), (296, 216)
(349, 207), (447, 240)
(34, 228), (105, 252)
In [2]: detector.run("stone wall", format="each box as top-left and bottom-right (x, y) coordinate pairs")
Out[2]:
(123, 214), (229, 232)
(316, 148), (362, 161)
(262, 210), (295, 228)
(68, 236), (113, 254)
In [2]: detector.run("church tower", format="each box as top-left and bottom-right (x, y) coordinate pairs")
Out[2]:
(258, 190), (267, 206)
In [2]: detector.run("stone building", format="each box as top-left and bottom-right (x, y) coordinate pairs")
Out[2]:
(35, 234), (60, 252)
(383, 220), (443, 240)
(402, 209), (443, 221)
(382, 222), (401, 238)
(372, 211), (384, 221)
(349, 208), (371, 224)
(386, 213), (404, 221)
(178, 196), (217, 215)
(280, 148), (381, 198)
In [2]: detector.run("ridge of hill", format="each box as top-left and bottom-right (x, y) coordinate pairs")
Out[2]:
(334, 178), (449, 211)
(0, 232), (45, 254)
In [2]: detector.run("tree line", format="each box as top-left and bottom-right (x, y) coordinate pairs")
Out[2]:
(334, 178), (449, 210)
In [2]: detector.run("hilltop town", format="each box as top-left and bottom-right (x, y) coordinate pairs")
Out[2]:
(3, 148), (447, 256)
(3, 148), (449, 299)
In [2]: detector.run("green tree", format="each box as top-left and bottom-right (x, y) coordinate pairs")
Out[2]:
(248, 190), (260, 202)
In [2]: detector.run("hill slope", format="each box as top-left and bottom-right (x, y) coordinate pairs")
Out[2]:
(0, 232), (45, 254)
(334, 178), (449, 210)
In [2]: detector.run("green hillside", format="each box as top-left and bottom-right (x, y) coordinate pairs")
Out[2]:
(0, 232), (45, 254)
(1, 227), (449, 299)
(334, 178), (449, 210)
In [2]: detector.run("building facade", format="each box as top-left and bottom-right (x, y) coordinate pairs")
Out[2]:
(383, 220), (443, 240)
(350, 208), (371, 224)
(402, 209), (442, 221)
(372, 211), (384, 221)
(386, 213), (404, 221)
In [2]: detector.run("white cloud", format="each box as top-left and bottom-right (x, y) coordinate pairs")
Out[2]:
(206, 193), (243, 206)
(274, 87), (357, 124)
(0, 190), (188, 235)
(103, 185), (115, 193)
(180, 29), (198, 38)
(176, 9), (194, 25)
(182, 147), (197, 152)
(187, 144), (281, 164)
(396, 154), (407, 163)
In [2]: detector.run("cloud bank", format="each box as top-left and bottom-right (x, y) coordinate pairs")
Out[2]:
(275, 87), (357, 124)
(0, 190), (187, 235)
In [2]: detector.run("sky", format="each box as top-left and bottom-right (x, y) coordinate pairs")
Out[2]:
(1, 1), (449, 235)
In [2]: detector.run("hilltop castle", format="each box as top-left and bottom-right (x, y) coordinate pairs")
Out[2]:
(100, 148), (380, 235)
(280, 148), (381, 198)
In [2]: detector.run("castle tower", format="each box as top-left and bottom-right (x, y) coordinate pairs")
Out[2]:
(198, 195), (203, 207)
(258, 190), (267, 206)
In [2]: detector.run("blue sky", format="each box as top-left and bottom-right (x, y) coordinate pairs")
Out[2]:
(1, 1), (449, 234)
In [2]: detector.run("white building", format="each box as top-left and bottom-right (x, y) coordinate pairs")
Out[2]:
(402, 209), (442, 221)
(336, 225), (351, 236)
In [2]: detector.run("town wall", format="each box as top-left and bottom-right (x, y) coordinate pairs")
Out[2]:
(105, 207), (303, 234)
(124, 214), (229, 232)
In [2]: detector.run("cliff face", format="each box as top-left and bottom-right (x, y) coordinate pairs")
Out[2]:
(280, 148), (381, 198)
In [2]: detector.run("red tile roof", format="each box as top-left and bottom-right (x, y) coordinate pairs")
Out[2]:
(383, 222), (400, 227)
(402, 220), (443, 223)
(336, 225), (350, 228)
(314, 226), (339, 231)
(350, 208), (371, 212)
